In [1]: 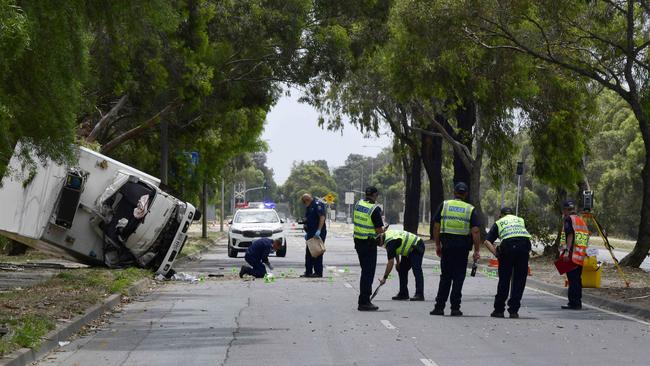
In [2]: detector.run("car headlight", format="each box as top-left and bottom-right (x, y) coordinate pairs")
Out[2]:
(272, 228), (283, 234)
(231, 228), (243, 234)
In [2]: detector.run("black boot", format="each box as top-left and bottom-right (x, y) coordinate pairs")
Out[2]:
(239, 265), (251, 278)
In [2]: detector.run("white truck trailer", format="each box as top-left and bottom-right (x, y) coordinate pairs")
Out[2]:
(0, 144), (199, 276)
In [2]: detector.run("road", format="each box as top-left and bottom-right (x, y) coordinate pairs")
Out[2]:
(38, 227), (650, 366)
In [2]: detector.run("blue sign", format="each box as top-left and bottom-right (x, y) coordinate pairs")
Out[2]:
(189, 151), (199, 166)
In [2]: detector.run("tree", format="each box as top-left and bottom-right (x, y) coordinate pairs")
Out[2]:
(466, 0), (650, 266)
(587, 91), (644, 238)
(281, 161), (337, 218)
(0, 0), (87, 175)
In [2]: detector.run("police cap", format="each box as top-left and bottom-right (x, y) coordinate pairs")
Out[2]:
(454, 182), (469, 193)
(365, 186), (378, 196)
(500, 207), (513, 215)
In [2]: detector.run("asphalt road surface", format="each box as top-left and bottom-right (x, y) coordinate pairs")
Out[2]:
(38, 227), (650, 366)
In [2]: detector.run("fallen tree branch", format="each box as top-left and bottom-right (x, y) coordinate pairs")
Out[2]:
(100, 100), (181, 154)
(86, 95), (128, 143)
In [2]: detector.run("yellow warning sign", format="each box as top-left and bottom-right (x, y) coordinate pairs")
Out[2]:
(324, 193), (335, 204)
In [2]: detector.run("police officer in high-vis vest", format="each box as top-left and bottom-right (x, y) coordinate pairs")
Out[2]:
(379, 229), (426, 301)
(560, 200), (589, 310)
(353, 186), (385, 311)
(483, 207), (532, 319)
(430, 182), (481, 317)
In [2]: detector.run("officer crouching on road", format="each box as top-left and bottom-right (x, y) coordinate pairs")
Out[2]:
(239, 238), (283, 278)
(483, 207), (532, 319)
(378, 229), (426, 301)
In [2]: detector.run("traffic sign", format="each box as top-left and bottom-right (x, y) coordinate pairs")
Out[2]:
(324, 193), (335, 204)
(345, 192), (355, 205)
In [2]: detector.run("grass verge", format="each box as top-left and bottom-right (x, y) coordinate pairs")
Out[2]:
(178, 232), (226, 259)
(0, 267), (150, 356)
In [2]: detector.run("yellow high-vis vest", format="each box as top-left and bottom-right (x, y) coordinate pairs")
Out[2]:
(353, 199), (378, 239)
(495, 215), (531, 240)
(384, 229), (420, 256)
(440, 199), (474, 236)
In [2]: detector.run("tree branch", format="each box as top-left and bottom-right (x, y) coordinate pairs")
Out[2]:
(100, 100), (181, 154)
(86, 95), (128, 143)
(413, 100), (474, 171)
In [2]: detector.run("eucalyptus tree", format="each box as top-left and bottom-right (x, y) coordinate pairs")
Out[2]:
(465, 0), (650, 266)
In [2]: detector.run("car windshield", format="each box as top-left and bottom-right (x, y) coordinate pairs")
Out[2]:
(234, 211), (279, 224)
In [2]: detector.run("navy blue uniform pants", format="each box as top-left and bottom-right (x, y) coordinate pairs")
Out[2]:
(396, 242), (425, 297)
(355, 238), (378, 305)
(304, 245), (324, 276)
(494, 242), (530, 313)
(244, 253), (267, 278)
(566, 265), (583, 307)
(435, 246), (470, 310)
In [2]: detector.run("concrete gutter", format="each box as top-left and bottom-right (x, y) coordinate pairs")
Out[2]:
(0, 279), (151, 366)
(525, 277), (650, 321)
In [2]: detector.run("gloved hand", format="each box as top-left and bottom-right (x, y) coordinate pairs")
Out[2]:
(315, 229), (321, 238)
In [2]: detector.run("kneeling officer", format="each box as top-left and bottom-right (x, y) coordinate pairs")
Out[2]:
(239, 238), (283, 278)
(483, 207), (532, 319)
(379, 229), (426, 301)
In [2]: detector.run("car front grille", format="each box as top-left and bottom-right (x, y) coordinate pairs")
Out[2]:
(242, 230), (272, 238)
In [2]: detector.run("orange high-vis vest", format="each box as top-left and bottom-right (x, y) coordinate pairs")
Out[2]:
(560, 214), (589, 266)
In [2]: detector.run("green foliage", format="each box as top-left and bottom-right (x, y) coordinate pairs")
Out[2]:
(587, 92), (644, 238)
(0, 0), (85, 172)
(282, 161), (337, 217)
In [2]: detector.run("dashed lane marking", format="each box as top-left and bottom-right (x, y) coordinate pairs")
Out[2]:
(380, 320), (396, 330)
(420, 359), (439, 366)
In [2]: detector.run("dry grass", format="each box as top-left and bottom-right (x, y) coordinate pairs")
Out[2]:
(0, 268), (150, 355)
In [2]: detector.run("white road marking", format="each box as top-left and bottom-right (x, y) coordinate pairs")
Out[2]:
(420, 359), (439, 366)
(380, 320), (396, 330)
(344, 283), (353, 289)
(526, 286), (650, 326)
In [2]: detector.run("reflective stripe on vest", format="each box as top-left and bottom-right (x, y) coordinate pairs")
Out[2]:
(495, 215), (531, 240)
(440, 199), (474, 235)
(384, 229), (420, 256)
(560, 214), (589, 266)
(353, 199), (378, 239)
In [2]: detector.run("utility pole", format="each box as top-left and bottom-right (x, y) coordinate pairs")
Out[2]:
(160, 119), (168, 185)
(220, 178), (225, 232)
(515, 162), (524, 216)
(201, 181), (208, 239)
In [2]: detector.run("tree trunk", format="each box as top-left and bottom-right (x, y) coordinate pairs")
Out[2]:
(620, 150), (650, 266)
(619, 98), (650, 267)
(452, 101), (475, 186)
(402, 149), (421, 234)
(421, 128), (444, 238)
(469, 136), (487, 238)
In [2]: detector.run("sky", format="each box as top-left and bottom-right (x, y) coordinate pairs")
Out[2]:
(262, 88), (392, 185)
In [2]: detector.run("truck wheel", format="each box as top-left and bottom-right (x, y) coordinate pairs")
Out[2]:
(276, 247), (287, 257)
(228, 246), (238, 258)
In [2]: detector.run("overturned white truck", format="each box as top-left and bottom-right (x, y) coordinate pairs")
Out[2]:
(0, 144), (199, 276)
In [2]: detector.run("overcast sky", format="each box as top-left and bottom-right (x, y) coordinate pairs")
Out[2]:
(262, 88), (392, 185)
